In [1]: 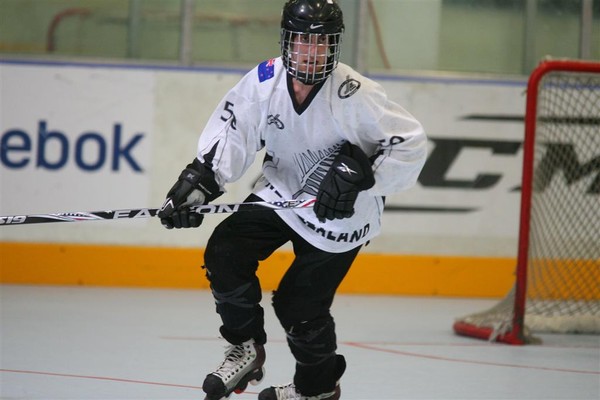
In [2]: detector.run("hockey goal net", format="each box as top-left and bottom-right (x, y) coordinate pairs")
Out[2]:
(453, 59), (600, 345)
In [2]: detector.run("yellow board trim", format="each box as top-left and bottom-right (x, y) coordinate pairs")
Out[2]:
(0, 242), (516, 297)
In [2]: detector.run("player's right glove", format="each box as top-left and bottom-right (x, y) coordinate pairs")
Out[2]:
(314, 142), (375, 223)
(158, 158), (223, 229)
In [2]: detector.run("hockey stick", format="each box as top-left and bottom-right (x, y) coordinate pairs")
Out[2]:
(0, 199), (316, 227)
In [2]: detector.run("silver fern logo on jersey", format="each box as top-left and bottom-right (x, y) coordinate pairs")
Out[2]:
(338, 76), (361, 99)
(292, 144), (341, 198)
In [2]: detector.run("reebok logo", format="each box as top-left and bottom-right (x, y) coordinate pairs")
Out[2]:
(337, 162), (357, 176)
(1, 120), (145, 172)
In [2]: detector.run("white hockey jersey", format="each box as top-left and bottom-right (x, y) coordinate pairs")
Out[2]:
(196, 57), (427, 253)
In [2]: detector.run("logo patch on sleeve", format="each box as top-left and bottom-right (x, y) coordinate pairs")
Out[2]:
(338, 75), (361, 99)
(258, 58), (276, 82)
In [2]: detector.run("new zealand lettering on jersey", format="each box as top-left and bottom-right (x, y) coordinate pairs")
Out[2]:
(298, 215), (370, 243)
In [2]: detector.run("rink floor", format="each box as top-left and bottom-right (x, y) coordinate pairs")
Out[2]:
(1, 284), (598, 399)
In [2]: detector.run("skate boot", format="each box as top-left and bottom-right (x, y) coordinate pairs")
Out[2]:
(257, 383), (340, 400)
(202, 339), (265, 400)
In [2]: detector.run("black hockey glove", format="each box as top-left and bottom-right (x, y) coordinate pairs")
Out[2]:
(314, 142), (375, 223)
(158, 158), (222, 229)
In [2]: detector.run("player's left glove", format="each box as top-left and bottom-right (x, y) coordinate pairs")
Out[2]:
(314, 142), (375, 222)
(158, 158), (222, 229)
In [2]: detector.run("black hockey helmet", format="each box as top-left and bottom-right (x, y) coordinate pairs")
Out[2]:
(280, 0), (344, 84)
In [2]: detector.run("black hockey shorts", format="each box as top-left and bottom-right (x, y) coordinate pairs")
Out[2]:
(203, 193), (361, 345)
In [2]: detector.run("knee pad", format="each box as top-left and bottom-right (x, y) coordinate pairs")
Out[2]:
(286, 317), (337, 365)
(272, 290), (320, 330)
(212, 281), (261, 309)
(211, 281), (266, 344)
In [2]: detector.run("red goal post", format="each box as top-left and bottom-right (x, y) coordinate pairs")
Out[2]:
(453, 59), (600, 345)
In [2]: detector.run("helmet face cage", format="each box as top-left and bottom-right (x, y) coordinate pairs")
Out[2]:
(280, 0), (344, 85)
(280, 29), (343, 85)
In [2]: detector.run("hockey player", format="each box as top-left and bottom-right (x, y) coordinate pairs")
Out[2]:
(157, 0), (427, 399)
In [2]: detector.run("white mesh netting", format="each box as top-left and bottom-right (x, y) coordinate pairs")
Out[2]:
(455, 63), (600, 342)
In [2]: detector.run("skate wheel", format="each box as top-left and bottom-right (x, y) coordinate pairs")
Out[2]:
(249, 367), (266, 385)
(233, 382), (248, 394)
